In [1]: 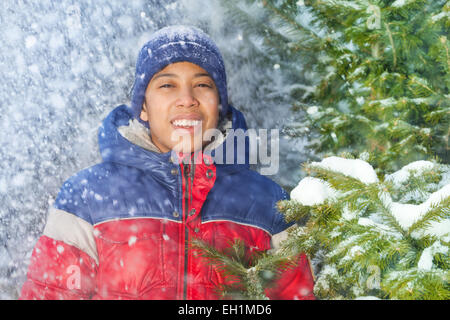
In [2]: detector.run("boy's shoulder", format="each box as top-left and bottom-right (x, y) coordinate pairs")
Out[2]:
(220, 166), (288, 201)
(62, 160), (143, 187)
(53, 162), (124, 224)
(61, 162), (116, 187)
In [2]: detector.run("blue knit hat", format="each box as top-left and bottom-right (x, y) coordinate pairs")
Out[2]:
(130, 25), (229, 122)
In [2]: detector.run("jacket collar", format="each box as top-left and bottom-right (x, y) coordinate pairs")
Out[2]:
(98, 104), (250, 175)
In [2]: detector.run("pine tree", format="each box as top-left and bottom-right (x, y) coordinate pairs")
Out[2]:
(221, 0), (449, 173)
(280, 156), (449, 299)
(195, 157), (450, 299)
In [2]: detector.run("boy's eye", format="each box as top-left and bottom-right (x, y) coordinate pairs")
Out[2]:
(196, 83), (213, 88)
(157, 82), (213, 89)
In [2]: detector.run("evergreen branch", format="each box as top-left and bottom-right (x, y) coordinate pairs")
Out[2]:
(262, 0), (356, 60)
(305, 164), (382, 206)
(305, 164), (369, 192)
(262, 0), (321, 42)
(384, 22), (397, 68)
(375, 191), (410, 239)
(407, 196), (450, 235)
(220, 0), (314, 71)
(221, 0), (291, 46)
(221, 1), (298, 63)
(277, 199), (312, 222)
(383, 269), (450, 300)
(281, 223), (322, 256)
(408, 75), (437, 95)
(191, 239), (248, 279)
(438, 35), (450, 72)
(192, 238), (297, 299)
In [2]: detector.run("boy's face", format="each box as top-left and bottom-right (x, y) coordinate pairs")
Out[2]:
(140, 61), (220, 154)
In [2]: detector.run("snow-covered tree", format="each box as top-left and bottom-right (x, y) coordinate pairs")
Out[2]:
(279, 156), (449, 299)
(196, 157), (449, 299)
(221, 0), (449, 173)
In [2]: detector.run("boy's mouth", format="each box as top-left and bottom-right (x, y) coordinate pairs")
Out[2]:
(171, 119), (202, 128)
(170, 114), (203, 132)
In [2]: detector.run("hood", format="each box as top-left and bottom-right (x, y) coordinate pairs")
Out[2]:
(98, 105), (250, 174)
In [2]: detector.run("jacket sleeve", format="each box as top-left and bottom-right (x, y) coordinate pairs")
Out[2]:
(20, 176), (98, 300)
(265, 187), (316, 300)
(19, 174), (98, 300)
(20, 233), (98, 300)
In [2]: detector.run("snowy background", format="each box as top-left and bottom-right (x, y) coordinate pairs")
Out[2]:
(0, 0), (309, 299)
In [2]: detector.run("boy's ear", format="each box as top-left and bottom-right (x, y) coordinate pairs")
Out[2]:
(140, 102), (149, 122)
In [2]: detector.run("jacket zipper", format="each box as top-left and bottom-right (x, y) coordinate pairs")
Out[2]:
(182, 161), (191, 300)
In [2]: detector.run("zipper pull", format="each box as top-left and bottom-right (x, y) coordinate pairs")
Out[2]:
(183, 163), (190, 178)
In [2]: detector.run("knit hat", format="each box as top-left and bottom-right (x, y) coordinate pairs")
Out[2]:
(130, 25), (229, 123)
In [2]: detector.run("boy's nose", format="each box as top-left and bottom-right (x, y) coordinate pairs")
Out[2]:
(176, 87), (199, 108)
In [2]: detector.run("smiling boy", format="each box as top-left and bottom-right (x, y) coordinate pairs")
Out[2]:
(20, 25), (315, 300)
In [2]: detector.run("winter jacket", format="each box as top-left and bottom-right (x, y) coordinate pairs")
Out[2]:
(20, 104), (315, 300)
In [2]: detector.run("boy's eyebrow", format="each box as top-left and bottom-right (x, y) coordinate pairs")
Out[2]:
(152, 73), (177, 80)
(194, 73), (212, 78)
(152, 72), (212, 80)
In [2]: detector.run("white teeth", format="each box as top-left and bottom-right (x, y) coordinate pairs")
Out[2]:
(172, 119), (201, 127)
